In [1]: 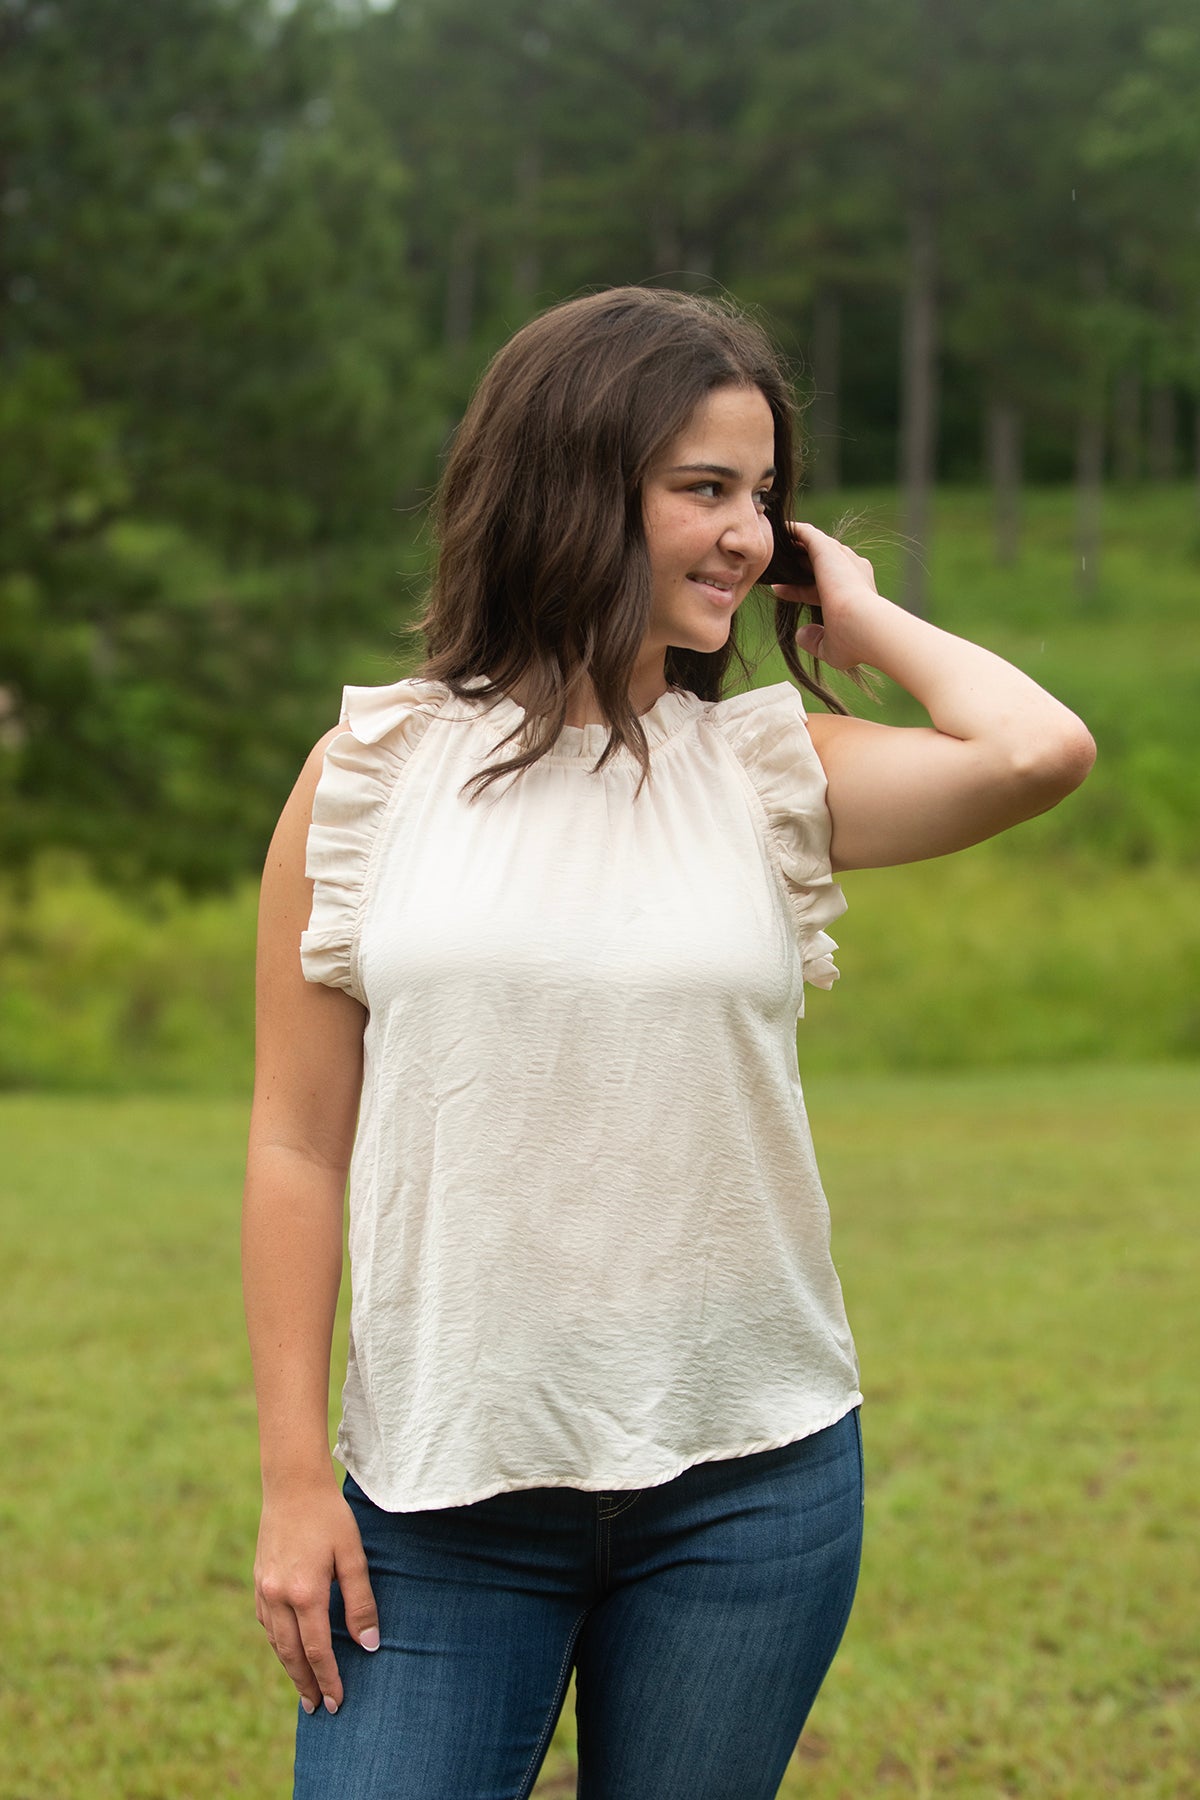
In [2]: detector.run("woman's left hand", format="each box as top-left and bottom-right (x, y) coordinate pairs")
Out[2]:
(769, 520), (1096, 872)
(771, 521), (886, 671)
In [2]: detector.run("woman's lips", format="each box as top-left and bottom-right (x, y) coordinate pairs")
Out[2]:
(687, 574), (739, 606)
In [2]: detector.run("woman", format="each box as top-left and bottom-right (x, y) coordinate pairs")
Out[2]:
(243, 286), (1094, 1799)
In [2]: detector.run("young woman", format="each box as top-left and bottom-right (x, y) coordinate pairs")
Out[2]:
(243, 286), (1095, 1800)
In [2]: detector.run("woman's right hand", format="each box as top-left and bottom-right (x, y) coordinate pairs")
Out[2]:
(254, 1477), (380, 1715)
(244, 729), (375, 1715)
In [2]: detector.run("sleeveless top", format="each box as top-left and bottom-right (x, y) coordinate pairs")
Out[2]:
(301, 674), (862, 1512)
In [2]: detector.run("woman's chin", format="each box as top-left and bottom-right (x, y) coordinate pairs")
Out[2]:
(669, 619), (736, 656)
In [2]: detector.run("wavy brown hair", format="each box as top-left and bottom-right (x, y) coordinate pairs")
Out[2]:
(406, 285), (847, 799)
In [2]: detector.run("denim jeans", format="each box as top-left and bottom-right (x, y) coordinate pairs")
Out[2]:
(293, 1408), (863, 1800)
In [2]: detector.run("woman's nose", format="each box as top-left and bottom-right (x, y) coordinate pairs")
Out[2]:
(720, 496), (772, 559)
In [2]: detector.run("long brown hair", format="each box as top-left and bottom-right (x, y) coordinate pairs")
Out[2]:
(407, 285), (847, 798)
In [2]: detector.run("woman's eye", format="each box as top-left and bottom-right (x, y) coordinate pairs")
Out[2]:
(687, 481), (772, 509)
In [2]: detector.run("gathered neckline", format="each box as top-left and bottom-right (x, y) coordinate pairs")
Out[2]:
(455, 674), (700, 760)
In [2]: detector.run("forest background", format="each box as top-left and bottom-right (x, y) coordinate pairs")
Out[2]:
(2, 4), (1199, 1796)
(2, 0), (1199, 1088)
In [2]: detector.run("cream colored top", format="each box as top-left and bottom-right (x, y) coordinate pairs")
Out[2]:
(301, 674), (862, 1512)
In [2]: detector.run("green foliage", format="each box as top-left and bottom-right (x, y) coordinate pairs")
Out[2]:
(4, 0), (420, 549)
(805, 851), (1200, 1071)
(5, 0), (1200, 886)
(0, 499), (422, 886)
(752, 482), (1200, 870)
(3, 480), (1199, 1092)
(3, 846), (1198, 1094)
(0, 857), (256, 1091)
(2, 1074), (1195, 1796)
(2, 0), (426, 887)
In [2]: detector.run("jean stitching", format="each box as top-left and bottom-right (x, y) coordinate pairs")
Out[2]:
(597, 1490), (641, 1521)
(595, 1500), (610, 1590)
(853, 1406), (865, 1505)
(514, 1605), (588, 1800)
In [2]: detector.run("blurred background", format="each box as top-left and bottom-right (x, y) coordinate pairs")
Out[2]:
(1, 2), (1197, 1796)
(2, 0), (1199, 1086)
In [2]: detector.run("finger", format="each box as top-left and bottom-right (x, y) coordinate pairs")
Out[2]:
(791, 520), (861, 568)
(266, 1603), (324, 1714)
(336, 1538), (381, 1655)
(294, 1595), (345, 1713)
(796, 622), (825, 658)
(787, 520), (831, 548)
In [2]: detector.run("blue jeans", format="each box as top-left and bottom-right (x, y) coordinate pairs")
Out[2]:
(294, 1408), (863, 1799)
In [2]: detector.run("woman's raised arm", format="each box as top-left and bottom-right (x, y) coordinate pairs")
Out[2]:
(242, 728), (379, 1716)
(780, 522), (1096, 873)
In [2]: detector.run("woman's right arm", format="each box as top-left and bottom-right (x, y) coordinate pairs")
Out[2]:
(242, 727), (379, 1716)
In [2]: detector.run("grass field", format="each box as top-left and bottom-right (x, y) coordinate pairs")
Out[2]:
(1, 1068), (1196, 1798)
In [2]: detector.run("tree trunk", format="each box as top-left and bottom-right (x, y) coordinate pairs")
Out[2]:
(1075, 401), (1104, 602)
(682, 242), (714, 283)
(985, 396), (1021, 566)
(808, 289), (841, 492)
(650, 201), (682, 276)
(899, 195), (938, 616)
(444, 221), (477, 352)
(1148, 383), (1177, 481)
(512, 142), (541, 308)
(1113, 370), (1141, 484)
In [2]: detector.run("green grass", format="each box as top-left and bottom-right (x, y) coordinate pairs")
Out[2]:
(2, 1071), (1196, 1797)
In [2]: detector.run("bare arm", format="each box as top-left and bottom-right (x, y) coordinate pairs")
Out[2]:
(242, 726), (378, 1715)
(778, 523), (1097, 872)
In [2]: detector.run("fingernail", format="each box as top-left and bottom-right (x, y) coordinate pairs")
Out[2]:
(324, 1696), (339, 1715)
(301, 1699), (317, 1716)
(360, 1627), (380, 1652)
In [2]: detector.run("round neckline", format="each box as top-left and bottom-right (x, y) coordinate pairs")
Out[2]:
(457, 675), (699, 760)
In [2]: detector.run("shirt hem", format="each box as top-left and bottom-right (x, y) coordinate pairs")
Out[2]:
(336, 1391), (864, 1514)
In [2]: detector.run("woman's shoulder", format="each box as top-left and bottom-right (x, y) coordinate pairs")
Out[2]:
(698, 683), (835, 859)
(700, 681), (817, 769)
(296, 678), (455, 998)
(701, 683), (844, 990)
(332, 675), (458, 748)
(705, 681), (810, 727)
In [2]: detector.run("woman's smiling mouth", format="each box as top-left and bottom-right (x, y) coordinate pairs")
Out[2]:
(687, 572), (741, 605)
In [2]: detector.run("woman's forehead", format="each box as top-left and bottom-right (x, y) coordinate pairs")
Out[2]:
(662, 385), (776, 467)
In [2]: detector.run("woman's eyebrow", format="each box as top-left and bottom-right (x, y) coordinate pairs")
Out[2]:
(668, 462), (777, 480)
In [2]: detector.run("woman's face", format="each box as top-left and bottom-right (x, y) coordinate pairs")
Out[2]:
(640, 383), (777, 665)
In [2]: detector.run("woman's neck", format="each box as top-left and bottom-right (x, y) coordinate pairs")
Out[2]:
(504, 664), (671, 727)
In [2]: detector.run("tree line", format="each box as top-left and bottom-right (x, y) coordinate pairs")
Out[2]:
(3, 0), (1198, 886)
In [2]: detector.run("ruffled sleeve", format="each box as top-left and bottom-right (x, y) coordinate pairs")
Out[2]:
(710, 682), (848, 992)
(299, 679), (446, 1001)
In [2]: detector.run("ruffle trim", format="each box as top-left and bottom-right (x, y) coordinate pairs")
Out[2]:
(709, 683), (848, 992)
(299, 679), (448, 999)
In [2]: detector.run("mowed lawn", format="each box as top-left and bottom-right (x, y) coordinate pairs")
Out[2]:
(1, 1068), (1196, 1799)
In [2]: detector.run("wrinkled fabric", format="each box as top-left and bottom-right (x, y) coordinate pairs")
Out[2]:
(301, 676), (861, 1512)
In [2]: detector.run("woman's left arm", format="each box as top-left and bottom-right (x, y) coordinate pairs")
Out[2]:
(780, 522), (1097, 873)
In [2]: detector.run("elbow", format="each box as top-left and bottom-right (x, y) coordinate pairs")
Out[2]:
(1012, 713), (1097, 807)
